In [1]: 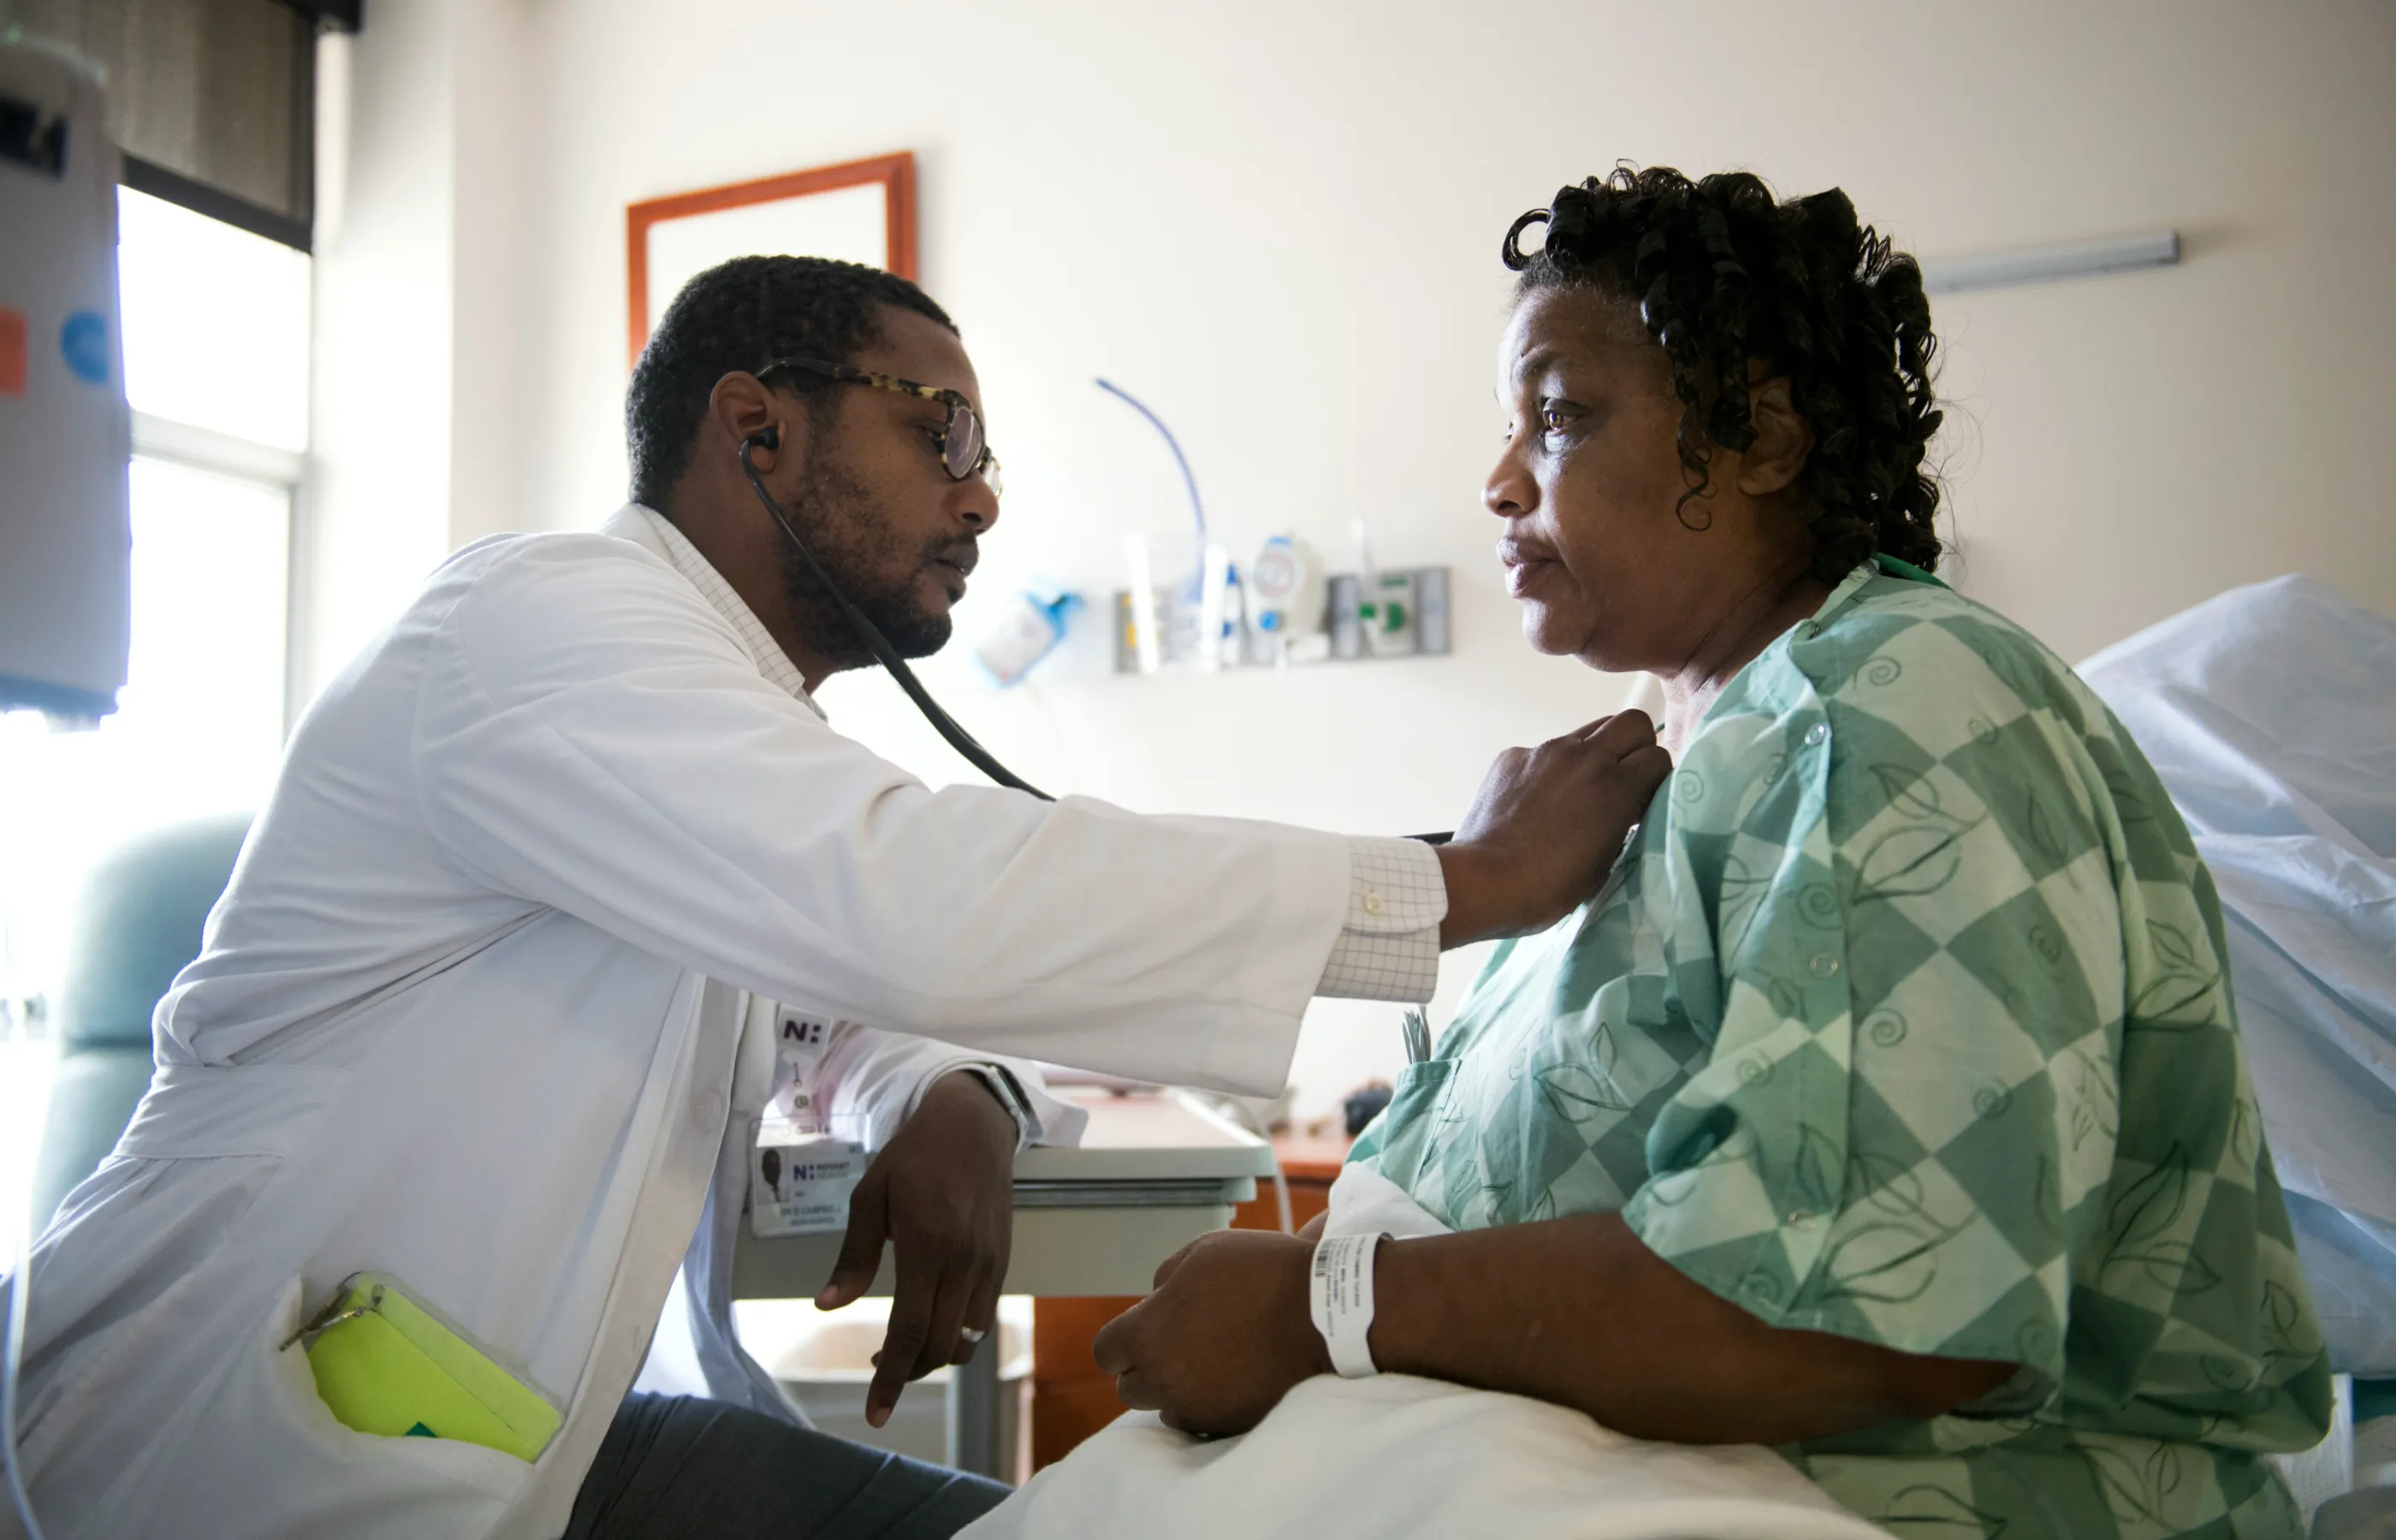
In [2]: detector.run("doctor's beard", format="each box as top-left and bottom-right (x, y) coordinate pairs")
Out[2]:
(774, 459), (963, 666)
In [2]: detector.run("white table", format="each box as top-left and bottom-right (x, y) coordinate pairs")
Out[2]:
(730, 1089), (1278, 1478)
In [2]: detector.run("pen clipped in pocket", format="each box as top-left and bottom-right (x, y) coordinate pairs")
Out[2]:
(282, 1271), (561, 1463)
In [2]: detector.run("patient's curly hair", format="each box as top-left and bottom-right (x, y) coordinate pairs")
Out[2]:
(1504, 165), (1943, 578)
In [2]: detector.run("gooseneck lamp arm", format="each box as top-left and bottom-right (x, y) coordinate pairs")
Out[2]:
(1094, 378), (1207, 542)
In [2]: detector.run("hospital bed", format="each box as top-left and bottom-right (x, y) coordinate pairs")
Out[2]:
(2080, 574), (2396, 1529)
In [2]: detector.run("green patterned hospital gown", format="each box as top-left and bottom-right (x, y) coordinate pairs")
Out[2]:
(1351, 560), (2331, 1538)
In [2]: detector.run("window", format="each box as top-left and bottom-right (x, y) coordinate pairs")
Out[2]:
(117, 181), (311, 447)
(0, 186), (306, 1243)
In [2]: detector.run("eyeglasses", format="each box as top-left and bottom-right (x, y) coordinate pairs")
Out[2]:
(756, 356), (1002, 500)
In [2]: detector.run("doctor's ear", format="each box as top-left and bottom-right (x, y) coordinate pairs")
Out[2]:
(709, 371), (802, 472)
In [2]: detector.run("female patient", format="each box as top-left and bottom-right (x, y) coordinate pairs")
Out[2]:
(1095, 167), (2330, 1537)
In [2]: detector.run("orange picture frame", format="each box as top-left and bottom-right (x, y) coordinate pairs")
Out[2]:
(625, 151), (919, 371)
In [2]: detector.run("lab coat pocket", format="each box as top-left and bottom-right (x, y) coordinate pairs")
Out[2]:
(266, 1275), (535, 1490)
(96, 1276), (532, 1540)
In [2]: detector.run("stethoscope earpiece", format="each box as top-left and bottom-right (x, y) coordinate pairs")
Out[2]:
(725, 431), (1450, 842)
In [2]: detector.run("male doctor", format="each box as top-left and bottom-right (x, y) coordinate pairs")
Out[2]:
(7, 256), (1669, 1540)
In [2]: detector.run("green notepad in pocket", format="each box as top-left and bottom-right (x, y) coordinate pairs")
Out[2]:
(294, 1272), (561, 1463)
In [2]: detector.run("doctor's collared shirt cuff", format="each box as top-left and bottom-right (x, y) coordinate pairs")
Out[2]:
(1315, 836), (1444, 1003)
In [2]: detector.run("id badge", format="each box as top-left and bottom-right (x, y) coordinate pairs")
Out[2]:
(775, 1009), (832, 1066)
(769, 1007), (834, 1128)
(750, 1116), (865, 1238)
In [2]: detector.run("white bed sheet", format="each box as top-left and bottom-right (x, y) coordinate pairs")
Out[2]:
(966, 1167), (1891, 1540)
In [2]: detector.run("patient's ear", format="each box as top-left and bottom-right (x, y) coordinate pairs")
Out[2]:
(1735, 376), (1812, 497)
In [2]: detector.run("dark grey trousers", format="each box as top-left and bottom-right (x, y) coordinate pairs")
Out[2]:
(563, 1393), (1012, 1540)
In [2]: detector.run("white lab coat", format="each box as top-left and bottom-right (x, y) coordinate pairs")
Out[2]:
(8, 509), (1366, 1540)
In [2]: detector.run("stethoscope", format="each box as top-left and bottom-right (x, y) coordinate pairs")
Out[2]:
(739, 431), (1054, 802)
(738, 432), (1456, 846)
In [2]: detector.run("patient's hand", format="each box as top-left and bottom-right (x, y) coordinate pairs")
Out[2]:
(1092, 1229), (1330, 1437)
(1437, 711), (1670, 947)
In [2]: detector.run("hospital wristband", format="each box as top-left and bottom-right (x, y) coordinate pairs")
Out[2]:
(1308, 1232), (1388, 1378)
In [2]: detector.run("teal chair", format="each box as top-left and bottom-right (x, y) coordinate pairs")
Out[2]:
(27, 814), (250, 1229)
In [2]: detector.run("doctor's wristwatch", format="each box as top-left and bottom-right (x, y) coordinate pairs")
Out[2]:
(953, 1063), (1037, 1151)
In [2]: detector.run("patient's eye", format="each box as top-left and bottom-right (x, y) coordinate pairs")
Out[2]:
(1537, 399), (1581, 441)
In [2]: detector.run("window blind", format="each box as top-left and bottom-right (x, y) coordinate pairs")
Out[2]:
(0, 0), (359, 250)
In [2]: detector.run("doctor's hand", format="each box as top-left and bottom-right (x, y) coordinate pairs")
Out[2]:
(1092, 1229), (1329, 1438)
(819, 1069), (1019, 1428)
(1437, 710), (1670, 947)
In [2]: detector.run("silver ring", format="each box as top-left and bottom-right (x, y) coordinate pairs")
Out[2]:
(958, 1326), (988, 1345)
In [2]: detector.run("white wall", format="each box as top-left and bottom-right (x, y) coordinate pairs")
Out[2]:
(304, 2), (538, 698)
(340, 0), (2396, 1118)
(304, 14), (454, 697)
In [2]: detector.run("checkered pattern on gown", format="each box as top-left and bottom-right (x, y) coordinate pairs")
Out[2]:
(1349, 562), (2331, 1540)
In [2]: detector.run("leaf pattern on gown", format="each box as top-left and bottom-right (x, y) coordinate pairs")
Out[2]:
(1789, 1121), (1841, 1220)
(1717, 854), (1770, 953)
(1532, 1029), (1631, 1122)
(2201, 1353), (2263, 1393)
(1853, 765), (1983, 903)
(2260, 1279), (2321, 1373)
(2228, 1093), (2260, 1171)
(2087, 1440), (2204, 1532)
(2131, 920), (2221, 1025)
(1817, 1144), (1974, 1306)
(2102, 1143), (2223, 1295)
(1820, 1215), (1968, 1306)
(2061, 1045), (2119, 1153)
(2102, 761), (2155, 824)
(1852, 1147), (1931, 1218)
(1875, 1484), (2013, 1537)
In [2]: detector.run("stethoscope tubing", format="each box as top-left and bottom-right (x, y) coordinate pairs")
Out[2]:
(738, 441), (1053, 801)
(738, 439), (1454, 842)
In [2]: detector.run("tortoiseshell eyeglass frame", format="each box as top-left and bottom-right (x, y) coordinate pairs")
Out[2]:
(755, 355), (1002, 499)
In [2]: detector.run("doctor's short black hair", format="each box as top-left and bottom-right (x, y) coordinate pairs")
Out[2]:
(626, 255), (956, 510)
(1504, 165), (1944, 579)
